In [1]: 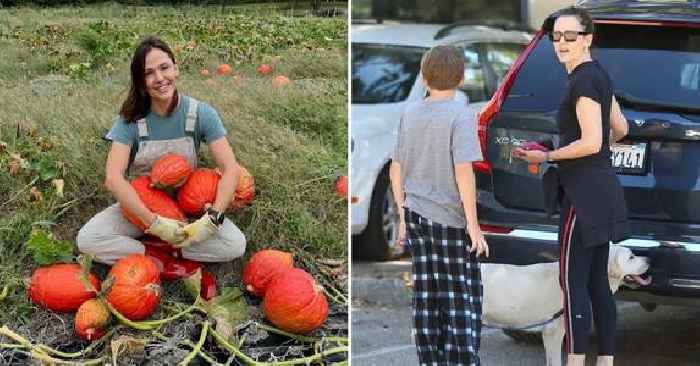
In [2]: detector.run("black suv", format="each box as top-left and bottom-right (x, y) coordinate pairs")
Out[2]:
(476, 1), (700, 307)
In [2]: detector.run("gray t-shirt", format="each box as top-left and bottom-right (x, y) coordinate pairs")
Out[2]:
(393, 98), (483, 228)
(105, 95), (227, 152)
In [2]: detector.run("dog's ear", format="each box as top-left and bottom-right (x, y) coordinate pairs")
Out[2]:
(608, 245), (625, 279)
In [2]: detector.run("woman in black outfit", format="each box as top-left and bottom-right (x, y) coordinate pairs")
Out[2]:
(514, 6), (629, 366)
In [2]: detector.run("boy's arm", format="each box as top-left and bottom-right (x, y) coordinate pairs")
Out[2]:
(455, 163), (488, 257)
(389, 161), (405, 244)
(454, 162), (478, 231)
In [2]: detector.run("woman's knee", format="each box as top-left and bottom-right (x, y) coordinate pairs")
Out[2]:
(221, 229), (246, 261)
(76, 223), (98, 255)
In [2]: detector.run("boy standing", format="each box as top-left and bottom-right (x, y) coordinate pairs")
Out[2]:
(390, 45), (489, 366)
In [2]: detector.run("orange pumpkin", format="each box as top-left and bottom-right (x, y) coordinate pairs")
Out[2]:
(122, 176), (186, 231)
(200, 69), (210, 77)
(243, 250), (294, 297)
(29, 263), (101, 313)
(150, 153), (192, 189)
(262, 268), (329, 334)
(271, 75), (290, 88)
(106, 254), (161, 321)
(257, 64), (272, 75)
(334, 175), (348, 200)
(177, 168), (220, 216)
(216, 63), (232, 76)
(229, 165), (255, 210)
(75, 299), (110, 341)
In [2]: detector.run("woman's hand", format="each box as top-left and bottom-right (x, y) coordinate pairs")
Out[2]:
(467, 223), (489, 258)
(512, 148), (548, 164)
(145, 216), (187, 244)
(178, 212), (219, 248)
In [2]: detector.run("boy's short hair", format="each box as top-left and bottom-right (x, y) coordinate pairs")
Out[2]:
(421, 45), (465, 91)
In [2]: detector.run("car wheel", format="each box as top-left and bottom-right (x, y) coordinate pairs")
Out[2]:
(353, 167), (401, 261)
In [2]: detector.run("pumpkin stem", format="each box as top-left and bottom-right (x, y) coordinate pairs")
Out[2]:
(77, 254), (99, 294)
(0, 285), (8, 302)
(253, 322), (348, 344)
(145, 283), (163, 296)
(99, 275), (115, 297)
(176, 321), (209, 366)
(106, 301), (198, 330)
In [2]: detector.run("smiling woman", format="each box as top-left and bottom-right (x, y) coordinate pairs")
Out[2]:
(75, 36), (246, 301)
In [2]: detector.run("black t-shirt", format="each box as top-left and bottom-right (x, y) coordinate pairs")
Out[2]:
(553, 60), (629, 246)
(557, 60), (613, 171)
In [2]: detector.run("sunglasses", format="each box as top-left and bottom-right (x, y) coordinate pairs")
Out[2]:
(549, 30), (589, 42)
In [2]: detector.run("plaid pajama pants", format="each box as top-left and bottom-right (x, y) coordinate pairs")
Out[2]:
(405, 208), (483, 366)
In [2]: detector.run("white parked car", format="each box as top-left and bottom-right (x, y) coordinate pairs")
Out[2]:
(351, 22), (532, 261)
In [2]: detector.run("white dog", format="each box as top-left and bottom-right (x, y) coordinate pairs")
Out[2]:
(481, 245), (650, 366)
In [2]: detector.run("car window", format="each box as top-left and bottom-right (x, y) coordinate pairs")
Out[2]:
(484, 43), (526, 88)
(351, 44), (425, 104)
(459, 43), (525, 104)
(460, 46), (487, 103)
(503, 24), (700, 113)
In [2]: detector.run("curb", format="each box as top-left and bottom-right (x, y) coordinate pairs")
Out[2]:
(352, 261), (412, 307)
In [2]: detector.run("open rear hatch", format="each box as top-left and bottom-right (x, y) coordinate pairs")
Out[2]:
(484, 21), (700, 227)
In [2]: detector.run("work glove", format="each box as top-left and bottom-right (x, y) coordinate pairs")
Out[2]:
(145, 215), (187, 245)
(178, 213), (219, 248)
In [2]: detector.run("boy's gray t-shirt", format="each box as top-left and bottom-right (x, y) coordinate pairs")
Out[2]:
(393, 98), (483, 228)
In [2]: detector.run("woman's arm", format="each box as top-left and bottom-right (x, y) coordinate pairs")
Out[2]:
(610, 96), (628, 143)
(208, 136), (239, 213)
(548, 96), (603, 161)
(104, 142), (157, 227)
(514, 96), (603, 163)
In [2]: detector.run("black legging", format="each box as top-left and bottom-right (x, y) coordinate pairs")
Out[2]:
(559, 197), (617, 355)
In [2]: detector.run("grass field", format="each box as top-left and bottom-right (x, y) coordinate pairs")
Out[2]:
(0, 2), (348, 364)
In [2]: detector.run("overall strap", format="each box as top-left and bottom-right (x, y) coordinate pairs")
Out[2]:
(137, 118), (148, 138)
(186, 97), (198, 133)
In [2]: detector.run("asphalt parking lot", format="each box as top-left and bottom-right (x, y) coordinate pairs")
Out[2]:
(352, 261), (700, 366)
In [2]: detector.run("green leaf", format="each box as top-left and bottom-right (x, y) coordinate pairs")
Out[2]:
(33, 155), (58, 181)
(25, 229), (74, 266)
(202, 287), (249, 340)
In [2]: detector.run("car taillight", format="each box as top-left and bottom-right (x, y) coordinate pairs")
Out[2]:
(473, 30), (545, 175)
(479, 224), (513, 234)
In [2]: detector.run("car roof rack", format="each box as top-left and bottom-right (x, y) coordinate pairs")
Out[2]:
(434, 20), (530, 40)
(351, 18), (404, 25)
(576, 0), (700, 7)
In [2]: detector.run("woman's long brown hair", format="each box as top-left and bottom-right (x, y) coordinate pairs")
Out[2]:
(120, 36), (178, 123)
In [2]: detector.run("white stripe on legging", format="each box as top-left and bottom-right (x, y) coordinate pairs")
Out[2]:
(565, 213), (577, 354)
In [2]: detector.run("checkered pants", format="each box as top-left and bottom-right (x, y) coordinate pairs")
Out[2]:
(405, 209), (483, 366)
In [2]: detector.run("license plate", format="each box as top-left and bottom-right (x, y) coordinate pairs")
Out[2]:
(611, 142), (647, 174)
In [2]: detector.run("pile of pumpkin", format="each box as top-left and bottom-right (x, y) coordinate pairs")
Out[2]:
(121, 153), (256, 229)
(243, 249), (329, 334)
(28, 256), (160, 341)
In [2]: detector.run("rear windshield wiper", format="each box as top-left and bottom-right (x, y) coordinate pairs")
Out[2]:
(615, 91), (700, 115)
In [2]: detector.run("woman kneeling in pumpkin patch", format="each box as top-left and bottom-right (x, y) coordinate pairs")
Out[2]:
(76, 36), (246, 300)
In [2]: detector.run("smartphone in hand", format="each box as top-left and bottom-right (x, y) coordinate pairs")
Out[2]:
(520, 141), (551, 152)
